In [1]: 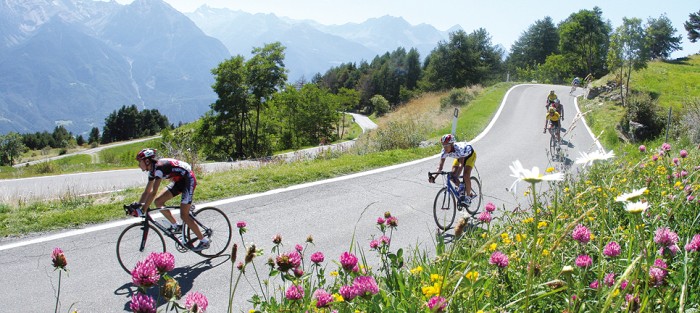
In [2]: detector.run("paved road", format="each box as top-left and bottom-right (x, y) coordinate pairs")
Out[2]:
(0, 85), (598, 312)
(0, 115), (376, 203)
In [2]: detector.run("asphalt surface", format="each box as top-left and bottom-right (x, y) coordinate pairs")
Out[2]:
(0, 84), (598, 312)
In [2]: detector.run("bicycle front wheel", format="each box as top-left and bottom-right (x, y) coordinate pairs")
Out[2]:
(433, 187), (457, 231)
(185, 206), (232, 257)
(466, 176), (482, 215)
(116, 223), (166, 274)
(549, 133), (557, 159)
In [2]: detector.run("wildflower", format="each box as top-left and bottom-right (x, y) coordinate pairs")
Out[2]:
(649, 259), (668, 287)
(590, 280), (599, 289)
(340, 252), (358, 271)
(545, 166), (555, 173)
(237, 261), (244, 272)
(538, 221), (547, 229)
(276, 251), (302, 272)
(639, 145), (646, 152)
(184, 291), (208, 312)
(131, 260), (160, 288)
(293, 267), (304, 277)
(426, 296), (448, 312)
(478, 211), (492, 223)
(680, 149), (689, 158)
(624, 201), (649, 214)
(615, 187), (647, 202)
(386, 216), (399, 228)
(509, 160), (563, 192)
(603, 241), (621, 258)
(285, 285), (304, 300)
(465, 271), (479, 282)
(560, 266), (574, 275)
(685, 234), (700, 251)
(295, 244), (303, 253)
(488, 243), (498, 251)
(51, 247), (68, 271)
(230, 244), (238, 264)
(330, 271), (338, 277)
(130, 293), (156, 313)
(662, 142), (671, 151)
(575, 150), (615, 167)
(376, 217), (385, 225)
(421, 283), (441, 297)
(572, 224), (591, 244)
(575, 255), (593, 268)
(332, 293), (344, 302)
(310, 251), (325, 264)
(485, 202), (496, 212)
(245, 244), (256, 264)
(148, 252), (175, 273)
(621, 280), (630, 290)
(652, 154), (659, 161)
(306, 235), (314, 243)
(353, 276), (379, 297)
(272, 234), (282, 244)
(489, 251), (509, 268)
(161, 276), (181, 300)
(236, 221), (246, 228)
(541, 249), (550, 257)
(410, 266), (423, 274)
(673, 157), (680, 166)
(654, 227), (679, 247)
(604, 272), (615, 287)
(340, 285), (359, 301)
(313, 289), (334, 308)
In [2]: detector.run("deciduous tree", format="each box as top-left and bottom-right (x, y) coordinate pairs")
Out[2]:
(559, 7), (611, 77)
(646, 14), (683, 59)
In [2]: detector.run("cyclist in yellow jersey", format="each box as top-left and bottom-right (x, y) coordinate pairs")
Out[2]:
(546, 90), (558, 105)
(432, 134), (477, 205)
(543, 107), (561, 143)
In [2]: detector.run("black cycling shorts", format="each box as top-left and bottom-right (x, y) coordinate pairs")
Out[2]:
(166, 171), (197, 204)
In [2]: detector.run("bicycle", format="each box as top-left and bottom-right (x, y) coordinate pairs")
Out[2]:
(545, 124), (563, 161)
(116, 203), (232, 274)
(427, 171), (482, 230)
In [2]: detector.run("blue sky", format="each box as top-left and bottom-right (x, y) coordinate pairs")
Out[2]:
(116, 0), (698, 58)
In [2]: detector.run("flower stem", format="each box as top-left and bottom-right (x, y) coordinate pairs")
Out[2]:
(54, 270), (61, 313)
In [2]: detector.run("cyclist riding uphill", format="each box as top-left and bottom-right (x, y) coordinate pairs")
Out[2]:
(135, 148), (209, 251)
(431, 134), (477, 204)
(546, 90), (559, 106)
(543, 107), (562, 143)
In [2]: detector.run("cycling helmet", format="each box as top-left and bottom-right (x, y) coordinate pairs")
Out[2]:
(549, 107), (556, 113)
(136, 148), (157, 161)
(440, 134), (456, 145)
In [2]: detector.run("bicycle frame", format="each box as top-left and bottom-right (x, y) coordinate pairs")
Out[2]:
(133, 206), (197, 251)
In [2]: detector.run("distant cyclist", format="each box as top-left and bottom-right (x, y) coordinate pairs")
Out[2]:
(543, 107), (562, 143)
(570, 77), (581, 93)
(432, 134), (477, 205)
(134, 148), (209, 251)
(546, 90), (559, 106)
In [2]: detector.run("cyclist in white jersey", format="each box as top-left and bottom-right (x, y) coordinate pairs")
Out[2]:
(432, 134), (477, 204)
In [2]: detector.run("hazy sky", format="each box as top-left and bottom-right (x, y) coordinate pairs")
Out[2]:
(115, 0), (698, 58)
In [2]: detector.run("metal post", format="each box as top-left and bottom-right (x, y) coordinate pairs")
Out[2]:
(451, 108), (459, 136)
(665, 107), (672, 142)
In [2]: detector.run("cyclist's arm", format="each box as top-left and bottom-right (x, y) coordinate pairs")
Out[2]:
(140, 178), (161, 210)
(437, 157), (446, 172)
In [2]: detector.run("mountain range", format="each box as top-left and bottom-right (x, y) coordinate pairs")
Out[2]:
(0, 0), (458, 135)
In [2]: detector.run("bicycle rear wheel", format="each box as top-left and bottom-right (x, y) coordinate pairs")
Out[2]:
(466, 176), (482, 215)
(433, 187), (457, 230)
(184, 206), (232, 257)
(116, 223), (166, 274)
(549, 132), (557, 159)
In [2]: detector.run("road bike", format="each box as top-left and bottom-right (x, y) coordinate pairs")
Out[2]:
(427, 171), (482, 230)
(116, 203), (232, 274)
(546, 124), (563, 161)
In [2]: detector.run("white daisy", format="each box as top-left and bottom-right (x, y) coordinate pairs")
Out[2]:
(615, 187), (647, 202)
(508, 160), (564, 193)
(624, 201), (649, 214)
(575, 150), (615, 167)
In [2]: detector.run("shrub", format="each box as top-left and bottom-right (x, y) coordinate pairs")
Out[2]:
(621, 92), (666, 142)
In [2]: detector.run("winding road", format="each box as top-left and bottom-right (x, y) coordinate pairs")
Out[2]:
(0, 85), (599, 312)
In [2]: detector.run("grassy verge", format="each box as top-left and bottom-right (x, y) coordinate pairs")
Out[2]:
(0, 83), (514, 237)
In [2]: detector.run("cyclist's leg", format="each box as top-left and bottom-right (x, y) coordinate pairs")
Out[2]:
(450, 159), (462, 187)
(463, 152), (476, 197)
(179, 174), (204, 240)
(154, 188), (176, 225)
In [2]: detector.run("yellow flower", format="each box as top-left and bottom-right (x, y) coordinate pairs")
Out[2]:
(590, 233), (595, 241)
(516, 234), (526, 242)
(422, 282), (441, 297)
(333, 293), (344, 302)
(588, 216), (595, 222)
(477, 311), (484, 313)
(523, 217), (534, 224)
(674, 181), (682, 188)
(249, 310), (256, 313)
(612, 289), (620, 297)
(538, 221), (548, 229)
(481, 233), (487, 239)
(330, 271), (339, 277)
(546, 167), (555, 173)
(430, 274), (443, 282)
(465, 271), (479, 282)
(489, 243), (498, 251)
(542, 249), (550, 256)
(410, 266), (423, 275)
(564, 187), (569, 193)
